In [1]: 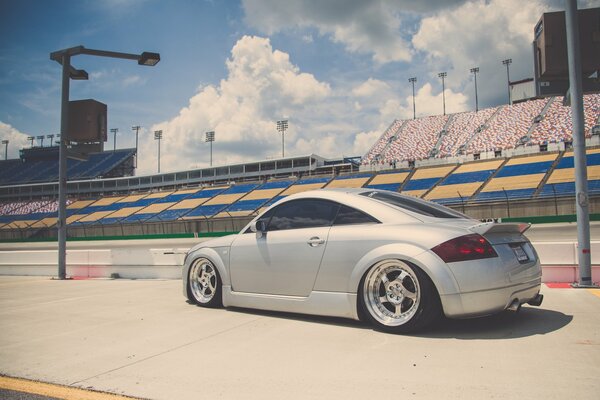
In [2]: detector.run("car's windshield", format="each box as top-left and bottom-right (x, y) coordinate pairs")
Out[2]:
(360, 190), (468, 219)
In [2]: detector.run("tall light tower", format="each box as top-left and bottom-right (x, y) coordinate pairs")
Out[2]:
(205, 131), (215, 166)
(27, 136), (34, 147)
(470, 67), (480, 112)
(50, 45), (160, 280)
(502, 58), (512, 104)
(154, 130), (163, 173)
(276, 119), (288, 158)
(408, 77), (417, 119)
(46, 134), (55, 146)
(110, 128), (118, 151)
(131, 125), (140, 168)
(438, 72), (447, 116)
(37, 135), (45, 147)
(1, 140), (8, 160)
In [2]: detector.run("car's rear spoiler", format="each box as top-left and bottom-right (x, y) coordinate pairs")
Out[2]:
(468, 222), (531, 236)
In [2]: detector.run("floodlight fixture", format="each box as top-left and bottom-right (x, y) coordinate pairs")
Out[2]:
(36, 135), (45, 147)
(110, 128), (118, 151)
(408, 77), (417, 119)
(276, 120), (288, 158)
(470, 67), (480, 112)
(154, 130), (163, 173)
(27, 136), (35, 147)
(1, 139), (8, 160)
(438, 72), (447, 116)
(205, 131), (215, 166)
(132, 126), (141, 168)
(502, 58), (513, 104)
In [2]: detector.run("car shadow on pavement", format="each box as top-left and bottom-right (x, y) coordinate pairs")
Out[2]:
(226, 306), (371, 330)
(226, 305), (572, 339)
(418, 307), (573, 340)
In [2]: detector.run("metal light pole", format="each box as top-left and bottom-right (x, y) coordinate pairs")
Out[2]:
(47, 134), (54, 147)
(408, 77), (417, 119)
(565, 0), (593, 287)
(131, 125), (140, 168)
(502, 59), (512, 104)
(276, 120), (288, 158)
(37, 135), (45, 147)
(110, 128), (118, 151)
(50, 45), (160, 280)
(1, 140), (8, 160)
(205, 131), (215, 166)
(470, 67), (480, 112)
(438, 72), (447, 116)
(27, 136), (34, 147)
(154, 130), (163, 173)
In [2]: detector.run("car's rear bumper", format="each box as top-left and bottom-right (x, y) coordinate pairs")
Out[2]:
(440, 278), (542, 318)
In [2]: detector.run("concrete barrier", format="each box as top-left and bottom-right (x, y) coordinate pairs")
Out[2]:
(0, 236), (598, 283)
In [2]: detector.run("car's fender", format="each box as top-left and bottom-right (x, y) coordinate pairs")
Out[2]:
(347, 243), (460, 297)
(182, 246), (231, 301)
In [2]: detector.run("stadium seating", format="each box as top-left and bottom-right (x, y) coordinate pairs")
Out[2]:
(475, 153), (558, 202)
(213, 180), (294, 218)
(425, 159), (505, 204)
(362, 120), (403, 165)
(538, 148), (600, 198)
(182, 184), (260, 220)
(437, 107), (497, 158)
(384, 115), (448, 162)
(401, 165), (455, 198)
(326, 173), (373, 189)
(366, 170), (410, 192)
(0, 149), (135, 185)
(467, 99), (548, 153)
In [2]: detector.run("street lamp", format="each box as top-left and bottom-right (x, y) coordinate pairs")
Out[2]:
(154, 130), (163, 173)
(27, 136), (34, 147)
(1, 140), (8, 160)
(408, 77), (417, 119)
(438, 72), (447, 116)
(502, 58), (512, 104)
(50, 45), (160, 280)
(205, 131), (215, 166)
(110, 128), (118, 151)
(470, 67), (480, 112)
(276, 119), (288, 158)
(131, 126), (140, 168)
(46, 134), (54, 147)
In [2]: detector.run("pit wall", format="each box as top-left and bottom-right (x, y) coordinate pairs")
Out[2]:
(0, 231), (598, 284)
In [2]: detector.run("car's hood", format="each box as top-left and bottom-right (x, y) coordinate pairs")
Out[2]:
(187, 234), (237, 254)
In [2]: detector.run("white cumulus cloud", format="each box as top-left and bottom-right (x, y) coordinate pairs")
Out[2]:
(0, 121), (31, 159)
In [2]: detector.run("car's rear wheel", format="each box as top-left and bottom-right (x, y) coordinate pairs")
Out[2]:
(359, 259), (440, 333)
(188, 258), (222, 307)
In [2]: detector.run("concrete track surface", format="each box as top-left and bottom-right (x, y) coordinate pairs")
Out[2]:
(0, 277), (599, 400)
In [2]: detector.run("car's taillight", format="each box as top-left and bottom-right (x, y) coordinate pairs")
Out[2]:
(431, 233), (498, 263)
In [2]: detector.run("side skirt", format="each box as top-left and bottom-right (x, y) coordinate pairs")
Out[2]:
(222, 285), (359, 320)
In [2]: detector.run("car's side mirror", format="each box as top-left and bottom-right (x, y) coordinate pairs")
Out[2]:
(250, 220), (267, 238)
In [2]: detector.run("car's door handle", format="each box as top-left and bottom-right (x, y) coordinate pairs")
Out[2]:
(307, 237), (325, 247)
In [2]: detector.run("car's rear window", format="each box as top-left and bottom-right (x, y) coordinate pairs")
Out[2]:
(360, 191), (467, 219)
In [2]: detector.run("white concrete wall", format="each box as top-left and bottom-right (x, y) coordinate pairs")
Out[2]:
(0, 236), (598, 283)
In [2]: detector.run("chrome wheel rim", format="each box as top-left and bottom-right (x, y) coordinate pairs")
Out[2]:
(190, 258), (218, 304)
(363, 260), (420, 326)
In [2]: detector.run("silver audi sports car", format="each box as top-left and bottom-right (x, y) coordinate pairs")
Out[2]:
(182, 188), (543, 333)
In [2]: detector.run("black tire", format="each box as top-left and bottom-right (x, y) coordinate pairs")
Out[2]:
(358, 259), (441, 333)
(187, 257), (223, 308)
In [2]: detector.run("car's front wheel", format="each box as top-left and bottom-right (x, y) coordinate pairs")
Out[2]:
(187, 258), (222, 307)
(359, 259), (440, 333)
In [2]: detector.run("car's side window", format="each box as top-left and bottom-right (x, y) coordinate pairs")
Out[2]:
(267, 199), (340, 231)
(333, 205), (380, 225)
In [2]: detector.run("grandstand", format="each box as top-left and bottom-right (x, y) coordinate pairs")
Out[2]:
(1, 93), (600, 240)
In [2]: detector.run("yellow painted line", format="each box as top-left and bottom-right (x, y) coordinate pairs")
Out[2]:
(0, 375), (140, 400)
(588, 289), (600, 298)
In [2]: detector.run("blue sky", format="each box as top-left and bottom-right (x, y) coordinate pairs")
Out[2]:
(0, 0), (590, 174)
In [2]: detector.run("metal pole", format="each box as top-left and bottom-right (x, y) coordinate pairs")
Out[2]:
(57, 53), (70, 280)
(132, 126), (140, 168)
(157, 137), (161, 173)
(474, 71), (479, 112)
(442, 76), (446, 116)
(210, 141), (213, 166)
(565, 0), (593, 287)
(282, 130), (285, 158)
